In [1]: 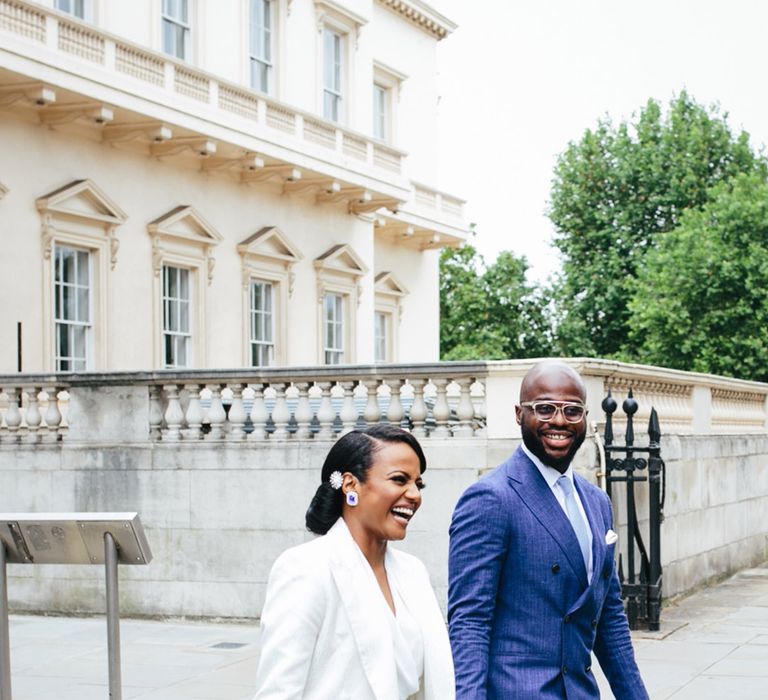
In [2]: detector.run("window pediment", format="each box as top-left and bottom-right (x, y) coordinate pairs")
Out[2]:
(36, 179), (128, 225)
(148, 206), (222, 283)
(237, 226), (303, 264)
(148, 205), (223, 245)
(375, 271), (408, 297)
(36, 179), (127, 269)
(314, 243), (368, 278)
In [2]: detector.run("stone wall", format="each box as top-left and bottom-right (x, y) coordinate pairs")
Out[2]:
(1, 359), (767, 618)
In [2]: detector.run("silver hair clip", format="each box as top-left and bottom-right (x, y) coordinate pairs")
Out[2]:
(329, 471), (343, 490)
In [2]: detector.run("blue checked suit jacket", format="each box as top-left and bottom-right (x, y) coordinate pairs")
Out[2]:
(448, 447), (648, 699)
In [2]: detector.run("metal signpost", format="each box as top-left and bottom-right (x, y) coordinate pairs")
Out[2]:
(0, 513), (152, 700)
(602, 391), (666, 631)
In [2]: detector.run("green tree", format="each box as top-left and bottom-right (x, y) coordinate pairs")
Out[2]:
(439, 245), (552, 360)
(548, 91), (766, 358)
(628, 173), (768, 381)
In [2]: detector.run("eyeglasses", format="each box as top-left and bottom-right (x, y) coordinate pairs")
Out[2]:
(520, 401), (587, 424)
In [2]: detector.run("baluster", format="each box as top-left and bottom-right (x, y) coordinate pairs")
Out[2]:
(362, 379), (381, 426)
(270, 383), (291, 440)
(454, 377), (475, 437)
(162, 384), (184, 441)
(316, 381), (335, 440)
(42, 387), (62, 443)
(409, 379), (428, 437)
(248, 383), (269, 441)
(386, 379), (404, 428)
(149, 385), (163, 439)
(339, 381), (358, 434)
(182, 384), (204, 440)
(228, 383), (247, 441)
(432, 378), (451, 438)
(22, 387), (42, 443)
(2, 388), (21, 444)
(206, 384), (226, 440)
(473, 379), (487, 437)
(294, 382), (313, 439)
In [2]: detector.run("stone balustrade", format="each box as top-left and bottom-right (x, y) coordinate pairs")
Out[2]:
(1, 359), (767, 445)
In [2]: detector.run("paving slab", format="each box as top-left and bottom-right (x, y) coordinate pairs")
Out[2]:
(6, 563), (768, 699)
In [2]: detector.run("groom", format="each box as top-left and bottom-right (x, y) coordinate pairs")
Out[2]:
(448, 361), (648, 699)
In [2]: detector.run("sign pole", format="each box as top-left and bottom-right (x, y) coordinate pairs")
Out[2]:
(104, 533), (122, 700)
(0, 543), (12, 700)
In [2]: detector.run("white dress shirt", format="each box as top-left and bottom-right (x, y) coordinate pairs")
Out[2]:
(521, 443), (594, 581)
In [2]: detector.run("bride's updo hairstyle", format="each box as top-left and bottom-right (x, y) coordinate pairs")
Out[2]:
(305, 424), (427, 535)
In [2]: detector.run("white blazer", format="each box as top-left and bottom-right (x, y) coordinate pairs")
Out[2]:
(253, 518), (455, 700)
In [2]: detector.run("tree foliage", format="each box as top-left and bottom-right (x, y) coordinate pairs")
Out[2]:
(628, 173), (768, 381)
(439, 244), (552, 361)
(549, 91), (766, 358)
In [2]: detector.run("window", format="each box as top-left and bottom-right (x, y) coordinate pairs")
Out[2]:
(324, 293), (344, 364)
(162, 0), (190, 60)
(315, 244), (367, 364)
(54, 245), (91, 371)
(38, 179), (126, 372)
(250, 280), (274, 366)
(374, 311), (388, 363)
(162, 265), (191, 368)
(374, 271), (408, 364)
(373, 83), (387, 140)
(56, 0), (86, 19)
(249, 0), (273, 93)
(323, 28), (342, 122)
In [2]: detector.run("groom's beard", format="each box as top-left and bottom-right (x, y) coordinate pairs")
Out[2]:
(521, 422), (586, 474)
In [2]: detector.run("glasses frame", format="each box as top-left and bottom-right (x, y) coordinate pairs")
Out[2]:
(520, 400), (587, 424)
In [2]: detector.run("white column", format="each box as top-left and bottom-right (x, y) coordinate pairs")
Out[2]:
(162, 384), (184, 441)
(182, 384), (204, 440)
(228, 383), (247, 441)
(409, 379), (428, 438)
(316, 382), (335, 440)
(385, 379), (404, 428)
(248, 384), (269, 441)
(42, 387), (62, 443)
(294, 382), (313, 439)
(362, 379), (381, 426)
(23, 387), (42, 444)
(205, 384), (226, 441)
(431, 378), (451, 438)
(149, 385), (163, 440)
(454, 377), (475, 437)
(339, 381), (358, 435)
(271, 383), (291, 440)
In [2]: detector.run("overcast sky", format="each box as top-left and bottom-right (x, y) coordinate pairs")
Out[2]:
(433, 0), (768, 282)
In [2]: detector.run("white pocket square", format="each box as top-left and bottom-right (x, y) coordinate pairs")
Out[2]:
(605, 529), (619, 545)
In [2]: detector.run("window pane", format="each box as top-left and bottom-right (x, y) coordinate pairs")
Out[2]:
(76, 249), (89, 285)
(164, 334), (174, 367)
(178, 267), (189, 299)
(63, 284), (75, 322)
(179, 300), (189, 333)
(76, 286), (89, 323)
(175, 335), (187, 367)
(72, 325), (86, 359)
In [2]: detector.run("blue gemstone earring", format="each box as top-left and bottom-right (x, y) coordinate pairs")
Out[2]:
(346, 491), (359, 507)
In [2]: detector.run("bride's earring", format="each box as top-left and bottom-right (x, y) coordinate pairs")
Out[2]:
(346, 491), (359, 507)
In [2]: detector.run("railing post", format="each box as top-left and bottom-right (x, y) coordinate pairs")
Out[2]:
(0, 541), (11, 700)
(104, 532), (122, 700)
(409, 379), (427, 438)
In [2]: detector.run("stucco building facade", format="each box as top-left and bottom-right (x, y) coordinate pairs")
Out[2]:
(0, 0), (466, 373)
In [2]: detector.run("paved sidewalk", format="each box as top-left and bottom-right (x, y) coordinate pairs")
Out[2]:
(6, 564), (768, 699)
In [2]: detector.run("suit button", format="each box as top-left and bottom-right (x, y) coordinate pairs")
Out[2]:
(591, 619), (598, 628)
(562, 666), (568, 675)
(564, 614), (571, 623)
(552, 563), (561, 574)
(585, 664), (592, 673)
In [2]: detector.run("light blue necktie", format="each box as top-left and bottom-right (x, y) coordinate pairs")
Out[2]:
(558, 475), (591, 575)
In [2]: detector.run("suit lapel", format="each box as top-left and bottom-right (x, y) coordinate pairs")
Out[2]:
(327, 520), (398, 700)
(506, 449), (589, 588)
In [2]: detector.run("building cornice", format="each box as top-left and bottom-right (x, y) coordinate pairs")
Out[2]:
(376, 0), (457, 40)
